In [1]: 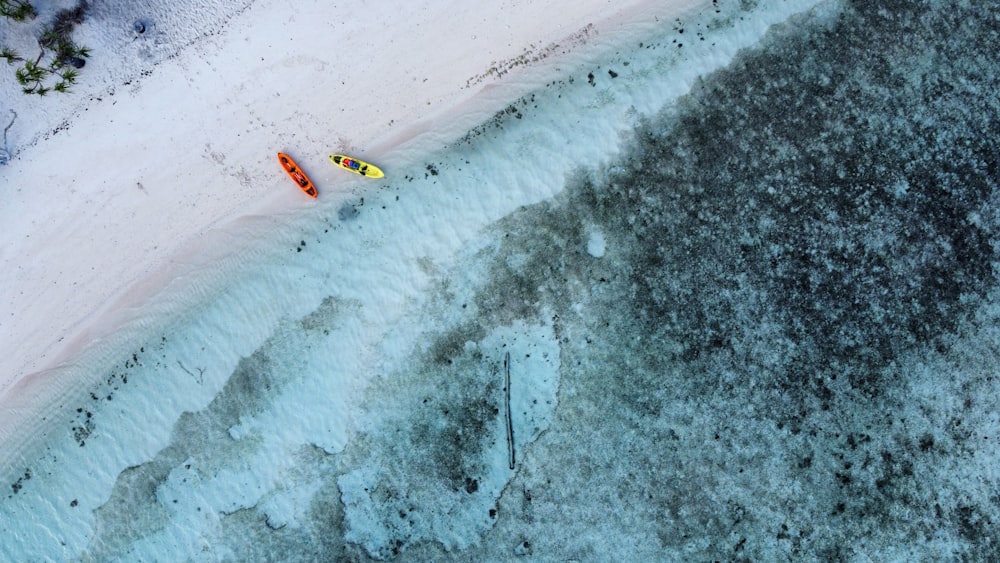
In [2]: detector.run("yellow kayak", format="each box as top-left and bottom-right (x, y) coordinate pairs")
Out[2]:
(330, 154), (384, 178)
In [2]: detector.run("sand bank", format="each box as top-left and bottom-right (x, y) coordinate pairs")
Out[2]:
(0, 0), (707, 449)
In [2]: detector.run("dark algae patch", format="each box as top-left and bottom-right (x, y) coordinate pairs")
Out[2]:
(333, 2), (1000, 559)
(334, 2), (1000, 561)
(416, 1), (1000, 560)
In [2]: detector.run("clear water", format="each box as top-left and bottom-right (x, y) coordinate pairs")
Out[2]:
(4, 0), (1000, 560)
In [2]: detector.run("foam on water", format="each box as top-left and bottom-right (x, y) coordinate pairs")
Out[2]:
(5, 0), (1000, 560)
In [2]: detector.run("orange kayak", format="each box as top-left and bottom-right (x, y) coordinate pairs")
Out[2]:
(277, 152), (317, 198)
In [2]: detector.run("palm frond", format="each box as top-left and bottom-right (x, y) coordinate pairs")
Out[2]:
(14, 66), (31, 85)
(5, 1), (91, 95)
(1, 47), (22, 63)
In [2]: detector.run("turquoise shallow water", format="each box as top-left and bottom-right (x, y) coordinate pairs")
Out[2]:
(4, 1), (1000, 560)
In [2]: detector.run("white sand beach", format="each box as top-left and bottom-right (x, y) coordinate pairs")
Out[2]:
(0, 0), (705, 454)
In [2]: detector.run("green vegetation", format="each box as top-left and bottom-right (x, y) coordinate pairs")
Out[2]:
(0, 0), (36, 22)
(1, 0), (90, 95)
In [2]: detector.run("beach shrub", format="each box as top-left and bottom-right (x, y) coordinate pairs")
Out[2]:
(0, 0), (36, 22)
(1, 0), (90, 95)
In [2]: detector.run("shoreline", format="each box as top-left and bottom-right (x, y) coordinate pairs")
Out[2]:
(0, 0), (709, 456)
